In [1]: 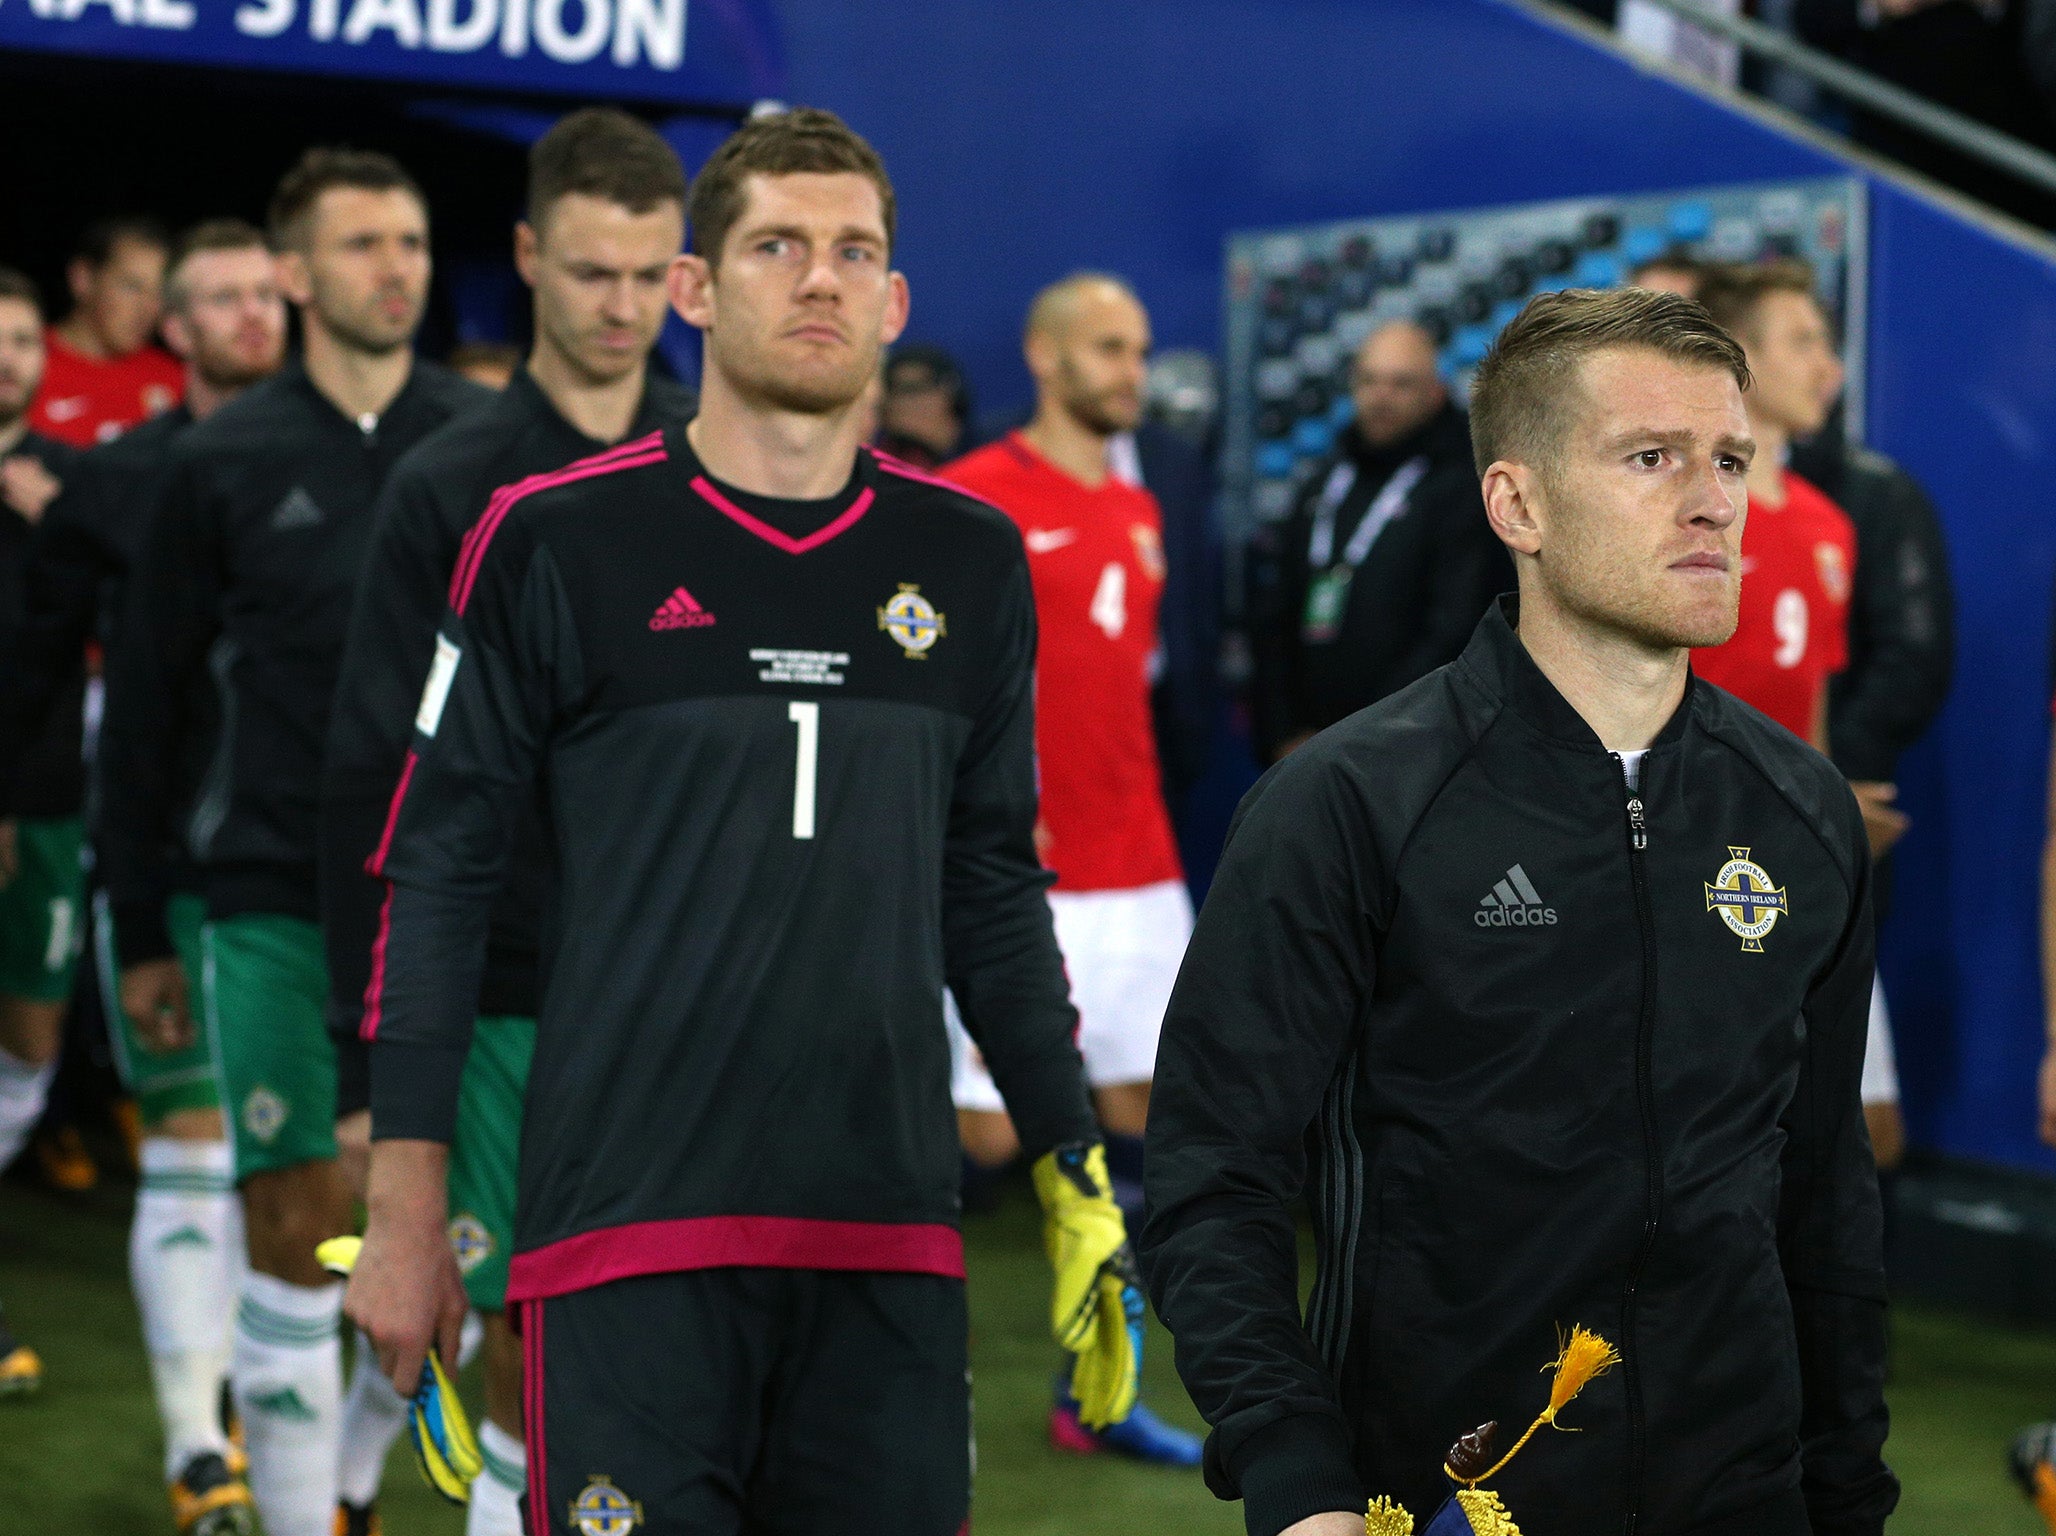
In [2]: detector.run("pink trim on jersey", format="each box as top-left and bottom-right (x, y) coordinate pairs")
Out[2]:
(523, 1300), (547, 1536)
(690, 476), (875, 555)
(358, 884), (397, 1041)
(450, 431), (668, 614)
(505, 1214), (967, 1301)
(870, 447), (1000, 508)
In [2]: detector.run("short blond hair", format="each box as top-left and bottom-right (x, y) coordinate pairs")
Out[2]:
(1468, 287), (1750, 476)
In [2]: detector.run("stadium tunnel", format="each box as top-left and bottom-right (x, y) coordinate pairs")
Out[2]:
(0, 0), (780, 373)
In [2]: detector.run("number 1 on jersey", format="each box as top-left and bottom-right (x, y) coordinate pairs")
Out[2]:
(788, 701), (819, 840)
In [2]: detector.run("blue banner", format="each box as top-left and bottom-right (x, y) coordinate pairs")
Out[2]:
(0, 0), (782, 106)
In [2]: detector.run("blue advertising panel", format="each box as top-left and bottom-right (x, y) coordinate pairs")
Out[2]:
(1220, 179), (1866, 546)
(0, 0), (781, 105)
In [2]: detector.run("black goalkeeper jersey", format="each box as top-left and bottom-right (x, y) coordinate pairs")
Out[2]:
(321, 367), (694, 1041)
(367, 430), (1096, 1302)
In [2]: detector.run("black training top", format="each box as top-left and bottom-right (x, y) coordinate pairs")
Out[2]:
(1140, 601), (1895, 1536)
(365, 429), (1095, 1302)
(0, 407), (194, 824)
(0, 429), (85, 818)
(322, 366), (695, 1041)
(100, 358), (488, 962)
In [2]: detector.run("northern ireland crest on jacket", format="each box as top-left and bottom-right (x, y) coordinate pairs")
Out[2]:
(1704, 846), (1788, 953)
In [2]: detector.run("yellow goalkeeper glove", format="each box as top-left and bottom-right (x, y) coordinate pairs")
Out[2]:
(317, 1235), (484, 1505)
(1032, 1141), (1144, 1430)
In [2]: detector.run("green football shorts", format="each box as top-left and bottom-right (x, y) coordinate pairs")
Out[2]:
(0, 816), (86, 1002)
(201, 913), (335, 1180)
(447, 1014), (535, 1312)
(97, 891), (218, 1125)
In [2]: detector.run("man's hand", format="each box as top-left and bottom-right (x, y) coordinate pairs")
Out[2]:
(1849, 781), (1909, 861)
(344, 1139), (466, 1395)
(121, 958), (193, 1052)
(0, 455), (61, 522)
(1279, 1515), (1367, 1536)
(0, 820), (16, 890)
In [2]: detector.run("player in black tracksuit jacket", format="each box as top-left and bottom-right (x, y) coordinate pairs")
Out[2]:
(319, 366), (693, 1045)
(0, 429), (85, 825)
(1141, 290), (1894, 1536)
(0, 408), (192, 820)
(99, 358), (487, 1065)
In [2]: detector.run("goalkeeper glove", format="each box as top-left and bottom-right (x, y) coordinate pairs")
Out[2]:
(1032, 1141), (1144, 1430)
(317, 1235), (484, 1506)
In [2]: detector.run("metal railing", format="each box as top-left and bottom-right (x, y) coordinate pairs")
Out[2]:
(1615, 0), (2056, 202)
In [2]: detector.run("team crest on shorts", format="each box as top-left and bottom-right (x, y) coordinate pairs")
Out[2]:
(241, 1086), (288, 1144)
(1704, 846), (1788, 953)
(878, 583), (946, 657)
(447, 1213), (493, 1274)
(570, 1475), (643, 1536)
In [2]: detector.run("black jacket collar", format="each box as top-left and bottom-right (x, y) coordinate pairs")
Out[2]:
(1461, 595), (1696, 753)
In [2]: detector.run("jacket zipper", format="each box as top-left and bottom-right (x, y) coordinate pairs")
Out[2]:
(1616, 756), (1661, 1535)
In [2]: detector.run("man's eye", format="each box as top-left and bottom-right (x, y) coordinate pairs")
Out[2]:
(1637, 450), (1664, 468)
(840, 245), (874, 263)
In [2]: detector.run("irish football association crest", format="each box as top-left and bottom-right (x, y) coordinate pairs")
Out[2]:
(1705, 847), (1788, 953)
(878, 583), (946, 657)
(571, 1475), (643, 1536)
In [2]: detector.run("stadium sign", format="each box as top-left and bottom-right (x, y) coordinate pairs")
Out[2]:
(0, 0), (781, 105)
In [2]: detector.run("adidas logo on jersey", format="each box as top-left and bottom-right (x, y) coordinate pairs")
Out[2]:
(649, 586), (716, 631)
(269, 487), (324, 531)
(1475, 864), (1557, 927)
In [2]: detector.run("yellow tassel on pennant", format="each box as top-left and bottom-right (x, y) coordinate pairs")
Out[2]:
(1457, 1325), (1621, 1488)
(1454, 1488), (1523, 1536)
(1542, 1325), (1621, 1424)
(1364, 1494), (1415, 1535)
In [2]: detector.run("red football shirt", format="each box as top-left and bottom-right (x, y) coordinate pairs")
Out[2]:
(29, 328), (183, 447)
(944, 433), (1183, 893)
(1693, 468), (1854, 742)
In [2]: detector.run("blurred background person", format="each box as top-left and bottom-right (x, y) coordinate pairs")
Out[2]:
(445, 340), (522, 392)
(29, 218), (182, 449)
(1245, 318), (1507, 763)
(945, 273), (1202, 1469)
(1630, 247), (1709, 297)
(878, 341), (970, 467)
(1696, 262), (1921, 1181)
(1120, 350), (1221, 842)
(0, 263), (80, 1400)
(0, 218), (284, 1535)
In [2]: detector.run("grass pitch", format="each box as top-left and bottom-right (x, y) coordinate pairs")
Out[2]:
(0, 1169), (2048, 1533)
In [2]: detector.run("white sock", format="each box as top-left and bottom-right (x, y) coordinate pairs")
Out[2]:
(337, 1329), (409, 1507)
(468, 1418), (526, 1536)
(132, 1138), (239, 1479)
(0, 1047), (56, 1169)
(232, 1270), (342, 1536)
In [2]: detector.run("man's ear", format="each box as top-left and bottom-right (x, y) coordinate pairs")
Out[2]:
(161, 308), (193, 363)
(274, 249), (313, 309)
(1482, 460), (1545, 558)
(668, 253), (713, 331)
(513, 222), (540, 289)
(881, 270), (910, 349)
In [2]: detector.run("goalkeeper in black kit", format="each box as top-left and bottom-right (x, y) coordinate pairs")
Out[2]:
(342, 108), (1141, 1533)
